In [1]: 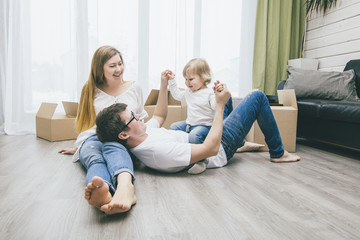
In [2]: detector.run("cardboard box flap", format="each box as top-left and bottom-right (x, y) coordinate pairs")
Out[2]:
(36, 102), (57, 119)
(277, 89), (297, 109)
(145, 89), (181, 106)
(145, 90), (159, 105)
(62, 101), (78, 117)
(168, 91), (181, 105)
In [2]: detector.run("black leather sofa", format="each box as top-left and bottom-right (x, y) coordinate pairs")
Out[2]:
(278, 60), (360, 150)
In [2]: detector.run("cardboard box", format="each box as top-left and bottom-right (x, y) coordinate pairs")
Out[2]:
(246, 89), (298, 152)
(144, 89), (187, 129)
(36, 101), (79, 141)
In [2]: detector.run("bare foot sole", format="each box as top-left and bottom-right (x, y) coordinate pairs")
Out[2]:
(84, 176), (112, 208)
(270, 150), (301, 163)
(236, 141), (265, 153)
(100, 183), (137, 215)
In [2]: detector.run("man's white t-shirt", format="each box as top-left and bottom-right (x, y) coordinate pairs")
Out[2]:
(130, 118), (228, 173)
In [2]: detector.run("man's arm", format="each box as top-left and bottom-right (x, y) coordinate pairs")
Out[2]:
(152, 70), (175, 127)
(190, 82), (230, 164)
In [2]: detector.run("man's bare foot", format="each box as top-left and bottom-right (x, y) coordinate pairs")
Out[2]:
(236, 141), (265, 153)
(100, 183), (136, 215)
(84, 176), (112, 208)
(270, 150), (300, 163)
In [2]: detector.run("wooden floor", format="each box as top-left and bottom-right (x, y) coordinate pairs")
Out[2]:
(0, 135), (359, 240)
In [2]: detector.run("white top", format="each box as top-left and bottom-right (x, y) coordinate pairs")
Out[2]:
(130, 118), (227, 173)
(72, 81), (148, 162)
(168, 79), (216, 126)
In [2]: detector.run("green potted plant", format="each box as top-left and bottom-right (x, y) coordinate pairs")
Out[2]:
(305, 0), (338, 16)
(290, 0), (338, 69)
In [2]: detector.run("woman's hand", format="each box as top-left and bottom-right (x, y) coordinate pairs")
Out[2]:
(58, 147), (77, 155)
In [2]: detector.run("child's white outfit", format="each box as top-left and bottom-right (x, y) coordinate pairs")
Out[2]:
(168, 79), (216, 126)
(168, 79), (217, 174)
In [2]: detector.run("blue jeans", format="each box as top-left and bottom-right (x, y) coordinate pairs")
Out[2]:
(170, 121), (210, 144)
(79, 135), (135, 195)
(221, 90), (284, 159)
(170, 97), (234, 144)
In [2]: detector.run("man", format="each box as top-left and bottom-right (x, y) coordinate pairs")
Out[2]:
(95, 70), (300, 175)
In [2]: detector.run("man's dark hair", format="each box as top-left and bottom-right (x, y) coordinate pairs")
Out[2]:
(96, 103), (128, 144)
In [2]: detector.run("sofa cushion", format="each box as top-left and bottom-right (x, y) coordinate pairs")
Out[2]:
(284, 66), (359, 101)
(343, 59), (360, 98)
(297, 99), (323, 118)
(319, 101), (360, 124)
(298, 99), (360, 124)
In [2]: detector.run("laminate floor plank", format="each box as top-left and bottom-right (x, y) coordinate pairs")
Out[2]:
(0, 135), (359, 240)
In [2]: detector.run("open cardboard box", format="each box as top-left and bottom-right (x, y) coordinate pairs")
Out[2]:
(36, 101), (79, 141)
(246, 89), (298, 152)
(144, 89), (187, 129)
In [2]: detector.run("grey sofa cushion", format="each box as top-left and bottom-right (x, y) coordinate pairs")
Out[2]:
(284, 66), (359, 101)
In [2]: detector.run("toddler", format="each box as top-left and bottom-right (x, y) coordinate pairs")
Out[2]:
(168, 58), (233, 174)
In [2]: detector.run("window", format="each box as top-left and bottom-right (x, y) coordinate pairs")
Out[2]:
(1, 0), (257, 134)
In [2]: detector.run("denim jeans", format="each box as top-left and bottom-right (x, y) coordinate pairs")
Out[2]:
(170, 121), (210, 144)
(221, 90), (284, 160)
(79, 135), (135, 194)
(170, 97), (234, 144)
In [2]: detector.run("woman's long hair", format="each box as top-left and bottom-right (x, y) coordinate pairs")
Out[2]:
(75, 46), (123, 133)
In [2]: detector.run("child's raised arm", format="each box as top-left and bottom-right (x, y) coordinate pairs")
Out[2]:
(168, 76), (186, 102)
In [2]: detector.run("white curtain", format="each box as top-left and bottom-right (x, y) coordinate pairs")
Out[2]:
(0, 0), (257, 135)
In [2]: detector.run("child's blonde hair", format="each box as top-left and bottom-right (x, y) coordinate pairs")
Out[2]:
(183, 58), (212, 85)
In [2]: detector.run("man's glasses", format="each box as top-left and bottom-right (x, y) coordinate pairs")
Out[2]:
(122, 111), (138, 131)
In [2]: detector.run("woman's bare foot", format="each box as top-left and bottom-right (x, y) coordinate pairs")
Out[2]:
(84, 176), (112, 208)
(236, 141), (265, 153)
(270, 150), (301, 163)
(100, 172), (136, 215)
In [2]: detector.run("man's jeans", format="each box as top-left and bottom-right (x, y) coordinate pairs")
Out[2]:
(79, 135), (135, 194)
(222, 90), (284, 160)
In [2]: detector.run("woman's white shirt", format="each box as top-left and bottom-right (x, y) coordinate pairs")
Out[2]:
(72, 81), (148, 162)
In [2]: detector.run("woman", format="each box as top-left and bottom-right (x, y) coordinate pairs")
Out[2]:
(59, 46), (147, 215)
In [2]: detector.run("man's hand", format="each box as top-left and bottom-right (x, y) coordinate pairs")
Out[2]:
(213, 80), (231, 106)
(161, 70), (175, 86)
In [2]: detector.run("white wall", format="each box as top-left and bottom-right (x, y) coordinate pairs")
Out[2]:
(304, 0), (360, 71)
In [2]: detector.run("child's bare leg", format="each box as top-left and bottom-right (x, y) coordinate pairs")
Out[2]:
(84, 176), (112, 208)
(270, 150), (300, 163)
(236, 141), (265, 152)
(100, 172), (136, 215)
